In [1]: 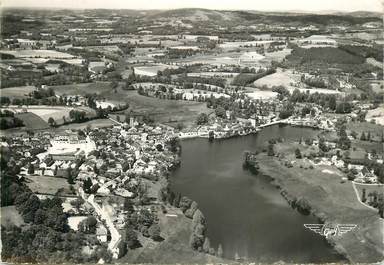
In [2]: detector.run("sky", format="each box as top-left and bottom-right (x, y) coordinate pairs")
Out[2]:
(2, 0), (383, 12)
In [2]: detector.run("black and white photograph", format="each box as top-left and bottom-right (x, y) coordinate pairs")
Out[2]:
(0, 0), (383, 264)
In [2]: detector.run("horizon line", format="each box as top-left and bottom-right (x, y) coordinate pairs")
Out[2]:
(1, 6), (381, 14)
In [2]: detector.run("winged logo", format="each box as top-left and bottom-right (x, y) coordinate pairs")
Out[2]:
(304, 224), (357, 238)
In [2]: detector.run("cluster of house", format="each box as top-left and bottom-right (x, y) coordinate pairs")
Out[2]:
(2, 121), (181, 258)
(302, 140), (383, 184)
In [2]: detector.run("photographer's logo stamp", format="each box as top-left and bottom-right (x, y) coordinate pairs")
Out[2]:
(304, 224), (357, 238)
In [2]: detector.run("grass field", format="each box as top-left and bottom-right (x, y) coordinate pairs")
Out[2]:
(0, 49), (75, 59)
(50, 81), (113, 96)
(25, 175), (72, 195)
(0, 86), (37, 98)
(27, 106), (73, 124)
(1, 206), (25, 228)
(20, 106), (95, 125)
(116, 90), (212, 127)
(53, 118), (115, 131)
(254, 68), (341, 94)
(15, 112), (49, 130)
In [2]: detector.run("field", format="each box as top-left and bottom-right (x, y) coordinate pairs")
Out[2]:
(117, 90), (212, 127)
(0, 49), (76, 59)
(134, 64), (178, 77)
(0, 86), (36, 98)
(53, 118), (115, 131)
(19, 105), (95, 125)
(1, 206), (25, 228)
(346, 121), (384, 141)
(25, 175), (72, 195)
(50, 81), (113, 96)
(254, 68), (341, 94)
(365, 106), (384, 125)
(246, 90), (277, 100)
(263, 48), (292, 62)
(254, 68), (299, 88)
(26, 106), (73, 124)
(15, 112), (49, 130)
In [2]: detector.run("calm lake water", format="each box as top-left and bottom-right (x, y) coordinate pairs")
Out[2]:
(170, 125), (344, 263)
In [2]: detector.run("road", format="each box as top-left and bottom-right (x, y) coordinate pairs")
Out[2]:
(79, 188), (122, 258)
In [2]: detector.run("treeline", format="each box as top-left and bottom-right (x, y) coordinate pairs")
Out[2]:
(231, 68), (276, 86)
(339, 45), (383, 62)
(158, 186), (222, 256)
(287, 47), (365, 65)
(176, 76), (226, 88)
(301, 75), (327, 88)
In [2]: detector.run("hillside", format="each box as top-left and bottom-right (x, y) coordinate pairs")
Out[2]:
(144, 8), (383, 26)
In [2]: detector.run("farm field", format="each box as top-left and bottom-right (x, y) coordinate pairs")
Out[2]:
(26, 106), (73, 124)
(50, 81), (113, 96)
(254, 68), (299, 89)
(0, 85), (37, 98)
(246, 90), (278, 100)
(6, 105), (96, 125)
(263, 48), (292, 62)
(254, 68), (341, 94)
(0, 49), (76, 59)
(15, 112), (49, 130)
(134, 64), (179, 77)
(53, 118), (115, 131)
(117, 90), (212, 127)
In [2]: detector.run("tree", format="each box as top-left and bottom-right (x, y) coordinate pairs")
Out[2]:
(179, 196), (192, 213)
(27, 163), (35, 174)
(83, 178), (93, 193)
(360, 132), (366, 141)
(361, 188), (367, 203)
(148, 224), (161, 241)
(48, 117), (56, 127)
(78, 216), (97, 234)
(203, 237), (211, 253)
(125, 228), (140, 249)
(295, 148), (302, 159)
(123, 198), (134, 213)
(215, 106), (226, 119)
(173, 193), (181, 208)
(67, 168), (75, 184)
(267, 143), (275, 156)
(217, 244), (224, 258)
(318, 138), (328, 152)
(196, 113), (209, 125)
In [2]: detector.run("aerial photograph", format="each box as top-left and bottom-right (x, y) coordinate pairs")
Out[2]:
(0, 0), (383, 264)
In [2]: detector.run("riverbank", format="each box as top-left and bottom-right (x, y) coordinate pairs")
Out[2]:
(254, 152), (383, 263)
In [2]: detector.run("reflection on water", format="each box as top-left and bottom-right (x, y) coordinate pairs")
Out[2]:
(171, 125), (344, 263)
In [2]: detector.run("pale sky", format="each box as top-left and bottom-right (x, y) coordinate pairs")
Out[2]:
(2, 0), (383, 12)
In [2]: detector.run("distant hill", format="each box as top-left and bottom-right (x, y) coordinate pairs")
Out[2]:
(143, 8), (382, 26)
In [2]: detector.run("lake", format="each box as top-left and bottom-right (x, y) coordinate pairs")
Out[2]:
(170, 125), (345, 263)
